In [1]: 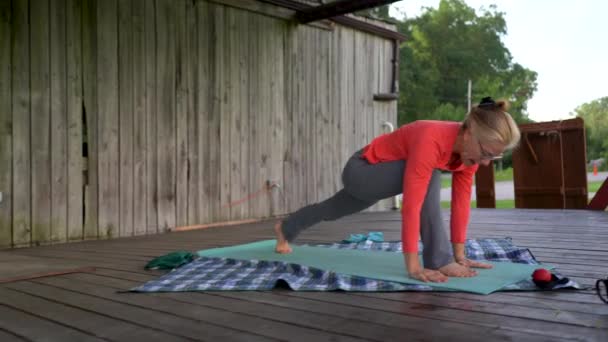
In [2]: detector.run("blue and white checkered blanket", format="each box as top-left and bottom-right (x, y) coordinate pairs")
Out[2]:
(131, 238), (579, 292)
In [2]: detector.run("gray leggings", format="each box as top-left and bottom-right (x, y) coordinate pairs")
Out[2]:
(281, 150), (453, 269)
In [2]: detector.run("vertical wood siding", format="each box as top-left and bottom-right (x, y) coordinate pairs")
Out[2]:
(0, 0), (397, 248)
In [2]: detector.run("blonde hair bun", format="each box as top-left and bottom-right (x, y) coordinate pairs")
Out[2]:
(495, 100), (510, 112)
(465, 97), (520, 150)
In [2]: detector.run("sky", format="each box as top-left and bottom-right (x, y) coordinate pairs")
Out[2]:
(389, 0), (608, 122)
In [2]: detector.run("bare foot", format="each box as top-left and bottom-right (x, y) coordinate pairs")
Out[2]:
(274, 221), (292, 254)
(438, 262), (478, 277)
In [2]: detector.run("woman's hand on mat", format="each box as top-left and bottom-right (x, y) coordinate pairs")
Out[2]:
(455, 257), (493, 269)
(438, 262), (477, 277)
(408, 269), (448, 283)
(404, 253), (447, 282)
(452, 243), (493, 269)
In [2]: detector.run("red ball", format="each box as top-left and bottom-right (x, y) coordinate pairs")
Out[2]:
(532, 268), (552, 282)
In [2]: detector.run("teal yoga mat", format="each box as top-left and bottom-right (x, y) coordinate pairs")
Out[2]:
(197, 240), (553, 295)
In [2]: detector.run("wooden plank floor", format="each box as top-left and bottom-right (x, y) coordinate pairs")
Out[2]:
(1, 209), (607, 342)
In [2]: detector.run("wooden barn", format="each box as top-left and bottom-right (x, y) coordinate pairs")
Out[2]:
(0, 0), (402, 248)
(0, 0), (606, 341)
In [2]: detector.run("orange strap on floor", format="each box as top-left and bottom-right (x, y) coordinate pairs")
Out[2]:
(221, 182), (277, 208)
(0, 267), (97, 284)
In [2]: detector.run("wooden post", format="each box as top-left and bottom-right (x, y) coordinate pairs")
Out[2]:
(475, 162), (496, 208)
(0, 0), (12, 247)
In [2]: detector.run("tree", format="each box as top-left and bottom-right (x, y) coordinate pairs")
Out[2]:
(395, 0), (537, 125)
(356, 5), (392, 21)
(573, 97), (608, 168)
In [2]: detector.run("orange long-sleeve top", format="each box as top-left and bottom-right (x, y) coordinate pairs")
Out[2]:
(361, 120), (479, 253)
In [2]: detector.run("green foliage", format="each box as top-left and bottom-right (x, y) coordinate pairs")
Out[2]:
(394, 0), (537, 125)
(573, 97), (608, 165)
(356, 5), (393, 21)
(430, 103), (467, 121)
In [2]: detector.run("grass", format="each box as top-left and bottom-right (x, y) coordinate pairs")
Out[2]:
(589, 180), (604, 193)
(441, 168), (513, 189)
(494, 168), (514, 182)
(442, 169), (603, 191)
(436, 174), (605, 209)
(438, 182), (604, 209)
(440, 199), (515, 209)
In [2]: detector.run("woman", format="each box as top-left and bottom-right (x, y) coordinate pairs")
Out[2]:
(273, 97), (521, 283)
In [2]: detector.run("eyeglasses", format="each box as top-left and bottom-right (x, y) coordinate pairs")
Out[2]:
(477, 139), (503, 161)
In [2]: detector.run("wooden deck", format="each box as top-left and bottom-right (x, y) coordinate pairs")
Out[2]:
(1, 208), (607, 341)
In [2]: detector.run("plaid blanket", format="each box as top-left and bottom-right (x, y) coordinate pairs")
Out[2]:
(131, 237), (579, 292)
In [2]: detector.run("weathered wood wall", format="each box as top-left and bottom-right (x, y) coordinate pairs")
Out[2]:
(0, 0), (397, 248)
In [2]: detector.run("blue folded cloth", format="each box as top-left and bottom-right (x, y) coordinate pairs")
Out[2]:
(342, 231), (384, 243)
